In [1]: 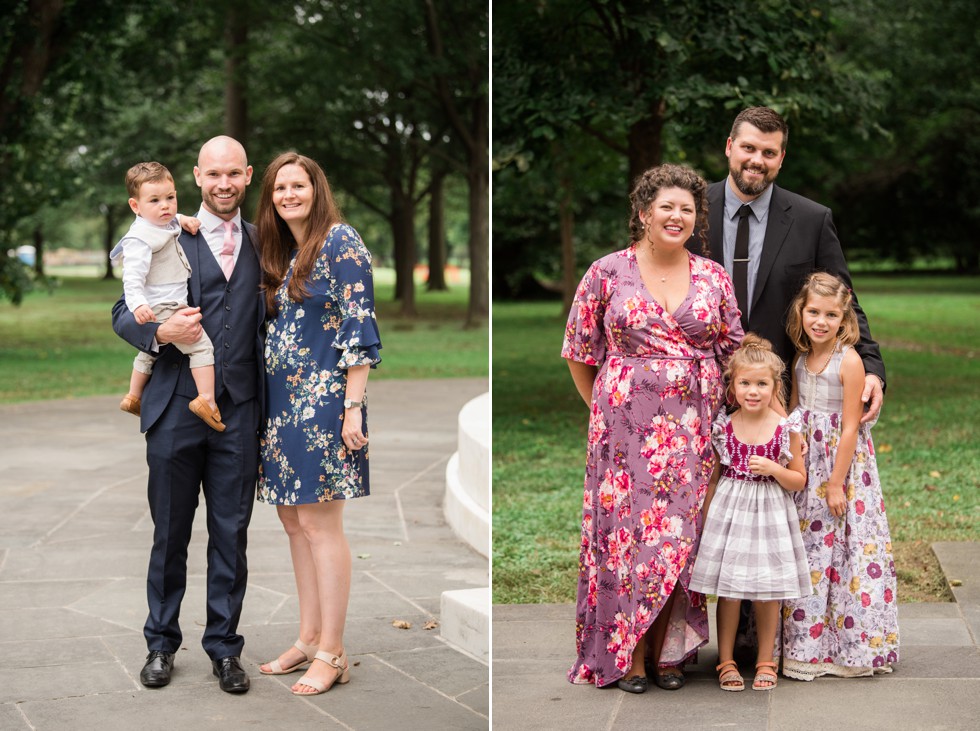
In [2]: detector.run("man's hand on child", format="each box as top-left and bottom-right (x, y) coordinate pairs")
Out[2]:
(178, 215), (202, 235)
(156, 307), (202, 344)
(134, 305), (156, 325)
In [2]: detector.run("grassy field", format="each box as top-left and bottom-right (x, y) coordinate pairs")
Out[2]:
(0, 270), (487, 403)
(492, 274), (980, 604)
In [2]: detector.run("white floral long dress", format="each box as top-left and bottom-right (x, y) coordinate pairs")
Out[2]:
(781, 345), (899, 679)
(563, 246), (743, 688)
(259, 224), (382, 505)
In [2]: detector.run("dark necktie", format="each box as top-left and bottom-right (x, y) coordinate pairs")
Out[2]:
(734, 204), (751, 332)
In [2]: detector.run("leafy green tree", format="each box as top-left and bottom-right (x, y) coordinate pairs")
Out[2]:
(493, 0), (885, 301)
(824, 0), (980, 271)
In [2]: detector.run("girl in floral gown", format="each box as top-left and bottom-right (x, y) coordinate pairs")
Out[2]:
(563, 164), (743, 692)
(781, 272), (899, 680)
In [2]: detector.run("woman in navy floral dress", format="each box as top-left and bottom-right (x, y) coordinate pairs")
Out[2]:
(254, 152), (381, 696)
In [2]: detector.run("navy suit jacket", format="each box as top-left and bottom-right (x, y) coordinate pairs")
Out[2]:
(112, 221), (266, 432)
(701, 181), (885, 386)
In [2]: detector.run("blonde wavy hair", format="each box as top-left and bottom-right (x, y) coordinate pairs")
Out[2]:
(724, 333), (787, 410)
(786, 272), (860, 353)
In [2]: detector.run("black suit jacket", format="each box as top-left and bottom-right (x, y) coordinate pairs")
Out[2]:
(700, 181), (885, 385)
(111, 220), (266, 431)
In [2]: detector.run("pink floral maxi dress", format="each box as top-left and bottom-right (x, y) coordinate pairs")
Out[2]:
(781, 345), (899, 679)
(563, 247), (743, 687)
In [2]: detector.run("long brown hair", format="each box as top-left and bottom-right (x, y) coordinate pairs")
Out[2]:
(786, 272), (860, 353)
(256, 152), (344, 316)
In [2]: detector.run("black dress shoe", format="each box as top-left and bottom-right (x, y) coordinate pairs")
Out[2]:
(616, 674), (649, 694)
(212, 656), (250, 693)
(140, 651), (175, 687)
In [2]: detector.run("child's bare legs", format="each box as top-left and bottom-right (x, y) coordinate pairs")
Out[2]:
(128, 369), (150, 400)
(187, 365), (225, 432)
(716, 597), (741, 665)
(189, 365), (217, 410)
(715, 598), (745, 690)
(120, 369), (150, 415)
(751, 600), (779, 690)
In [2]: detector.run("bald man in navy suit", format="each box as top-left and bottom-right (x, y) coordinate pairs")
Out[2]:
(112, 136), (263, 694)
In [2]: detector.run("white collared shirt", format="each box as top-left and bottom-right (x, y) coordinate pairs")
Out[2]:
(195, 207), (243, 270)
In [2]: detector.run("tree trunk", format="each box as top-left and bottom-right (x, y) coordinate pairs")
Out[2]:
(557, 163), (576, 313)
(32, 224), (44, 276)
(426, 172), (448, 291)
(464, 98), (489, 328)
(224, 5), (248, 146)
(102, 205), (118, 280)
(391, 189), (417, 317)
(626, 100), (665, 192)
(464, 168), (488, 326)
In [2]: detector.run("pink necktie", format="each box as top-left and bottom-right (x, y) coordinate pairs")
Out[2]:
(221, 221), (236, 279)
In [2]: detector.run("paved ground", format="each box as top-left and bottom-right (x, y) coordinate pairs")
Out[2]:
(0, 379), (489, 731)
(493, 542), (980, 730)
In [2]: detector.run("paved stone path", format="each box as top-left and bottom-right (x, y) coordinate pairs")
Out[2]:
(0, 379), (489, 730)
(493, 542), (980, 730)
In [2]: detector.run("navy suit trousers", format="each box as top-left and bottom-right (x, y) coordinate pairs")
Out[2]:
(143, 389), (259, 660)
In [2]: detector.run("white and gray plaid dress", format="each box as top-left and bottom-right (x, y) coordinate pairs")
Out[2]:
(689, 410), (811, 601)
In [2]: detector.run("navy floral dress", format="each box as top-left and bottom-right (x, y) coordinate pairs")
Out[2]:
(258, 223), (382, 505)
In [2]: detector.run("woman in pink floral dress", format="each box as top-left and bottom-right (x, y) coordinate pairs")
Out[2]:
(563, 164), (743, 692)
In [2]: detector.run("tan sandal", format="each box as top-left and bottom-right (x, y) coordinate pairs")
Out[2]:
(753, 661), (778, 691)
(120, 394), (141, 416)
(292, 650), (350, 695)
(259, 639), (318, 675)
(716, 660), (744, 692)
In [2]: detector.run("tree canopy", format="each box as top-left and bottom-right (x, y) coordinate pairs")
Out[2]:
(0, 0), (489, 323)
(493, 0), (979, 302)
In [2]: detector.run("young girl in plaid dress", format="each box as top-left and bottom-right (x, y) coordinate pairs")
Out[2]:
(690, 334), (809, 692)
(780, 273), (899, 680)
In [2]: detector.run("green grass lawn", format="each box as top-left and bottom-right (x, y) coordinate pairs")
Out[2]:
(492, 274), (980, 604)
(0, 271), (487, 403)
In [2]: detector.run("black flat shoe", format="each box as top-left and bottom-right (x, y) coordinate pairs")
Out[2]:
(617, 675), (649, 694)
(654, 669), (685, 690)
(212, 656), (250, 693)
(140, 650), (175, 688)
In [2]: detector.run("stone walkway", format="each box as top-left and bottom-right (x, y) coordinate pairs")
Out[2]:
(0, 379), (489, 730)
(493, 543), (980, 730)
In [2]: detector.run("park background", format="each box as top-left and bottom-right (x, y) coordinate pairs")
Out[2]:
(0, 0), (489, 393)
(492, 0), (979, 612)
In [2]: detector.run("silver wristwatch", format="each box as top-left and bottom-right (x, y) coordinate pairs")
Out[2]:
(344, 398), (364, 409)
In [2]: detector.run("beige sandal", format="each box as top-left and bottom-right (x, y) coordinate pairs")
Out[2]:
(292, 650), (351, 695)
(753, 661), (778, 691)
(259, 639), (318, 675)
(716, 660), (745, 692)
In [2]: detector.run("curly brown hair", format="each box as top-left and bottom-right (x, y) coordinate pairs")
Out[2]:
(628, 163), (709, 254)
